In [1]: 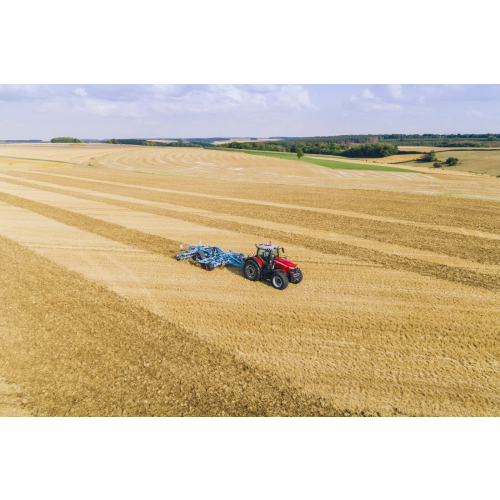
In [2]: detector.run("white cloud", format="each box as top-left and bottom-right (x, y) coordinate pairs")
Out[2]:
(273, 84), (318, 110)
(387, 84), (403, 100)
(24, 84), (317, 117)
(347, 85), (438, 115)
(349, 88), (402, 113)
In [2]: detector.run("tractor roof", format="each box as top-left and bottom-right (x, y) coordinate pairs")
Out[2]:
(256, 243), (279, 250)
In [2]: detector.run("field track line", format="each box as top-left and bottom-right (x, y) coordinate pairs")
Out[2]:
(14, 171), (500, 242)
(0, 190), (181, 257)
(0, 182), (498, 294)
(1, 175), (499, 277)
(0, 154), (77, 165)
(14, 170), (497, 266)
(0, 232), (345, 417)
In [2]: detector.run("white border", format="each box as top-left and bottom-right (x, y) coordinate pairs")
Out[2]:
(1, 418), (498, 499)
(2, 0), (499, 83)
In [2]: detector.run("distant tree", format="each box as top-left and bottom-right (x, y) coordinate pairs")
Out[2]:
(433, 162), (442, 168)
(424, 150), (437, 162)
(110, 138), (202, 148)
(446, 157), (459, 166)
(296, 147), (304, 160)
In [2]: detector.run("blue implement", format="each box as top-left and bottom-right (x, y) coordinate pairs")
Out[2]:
(175, 244), (246, 271)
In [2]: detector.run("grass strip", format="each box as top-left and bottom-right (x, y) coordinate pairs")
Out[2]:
(242, 150), (420, 172)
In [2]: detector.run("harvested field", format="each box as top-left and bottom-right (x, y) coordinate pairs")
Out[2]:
(357, 153), (427, 164)
(396, 147), (500, 176)
(0, 144), (498, 417)
(398, 146), (465, 153)
(419, 150), (500, 176)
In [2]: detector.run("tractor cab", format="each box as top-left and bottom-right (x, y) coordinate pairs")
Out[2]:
(256, 244), (281, 267)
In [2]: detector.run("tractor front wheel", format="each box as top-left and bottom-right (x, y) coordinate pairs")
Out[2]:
(244, 260), (261, 281)
(292, 268), (303, 284)
(271, 270), (289, 290)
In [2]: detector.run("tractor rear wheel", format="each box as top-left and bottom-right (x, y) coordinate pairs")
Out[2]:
(271, 270), (289, 290)
(244, 260), (261, 281)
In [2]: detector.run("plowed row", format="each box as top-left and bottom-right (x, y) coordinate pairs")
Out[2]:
(0, 145), (498, 416)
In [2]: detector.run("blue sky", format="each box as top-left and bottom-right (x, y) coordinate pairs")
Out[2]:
(1, 84), (500, 140)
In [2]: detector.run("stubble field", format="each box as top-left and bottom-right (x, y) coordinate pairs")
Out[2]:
(0, 144), (499, 416)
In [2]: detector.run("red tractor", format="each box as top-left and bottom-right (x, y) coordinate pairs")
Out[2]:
(243, 243), (303, 290)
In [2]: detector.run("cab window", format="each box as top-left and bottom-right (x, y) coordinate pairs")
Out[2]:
(257, 249), (273, 261)
(257, 248), (278, 261)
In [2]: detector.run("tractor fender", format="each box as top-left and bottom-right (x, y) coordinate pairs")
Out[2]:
(246, 256), (263, 268)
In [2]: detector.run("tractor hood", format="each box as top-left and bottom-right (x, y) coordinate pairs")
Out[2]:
(274, 257), (297, 269)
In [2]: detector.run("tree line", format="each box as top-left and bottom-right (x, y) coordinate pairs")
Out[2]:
(219, 140), (399, 158)
(51, 137), (82, 143)
(107, 139), (203, 148)
(218, 134), (500, 149)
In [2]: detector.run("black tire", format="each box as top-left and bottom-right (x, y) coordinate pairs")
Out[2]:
(244, 260), (261, 281)
(292, 268), (303, 284)
(195, 251), (206, 265)
(271, 270), (289, 290)
(205, 263), (213, 271)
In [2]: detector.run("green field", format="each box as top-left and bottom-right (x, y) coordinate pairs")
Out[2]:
(243, 150), (419, 172)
